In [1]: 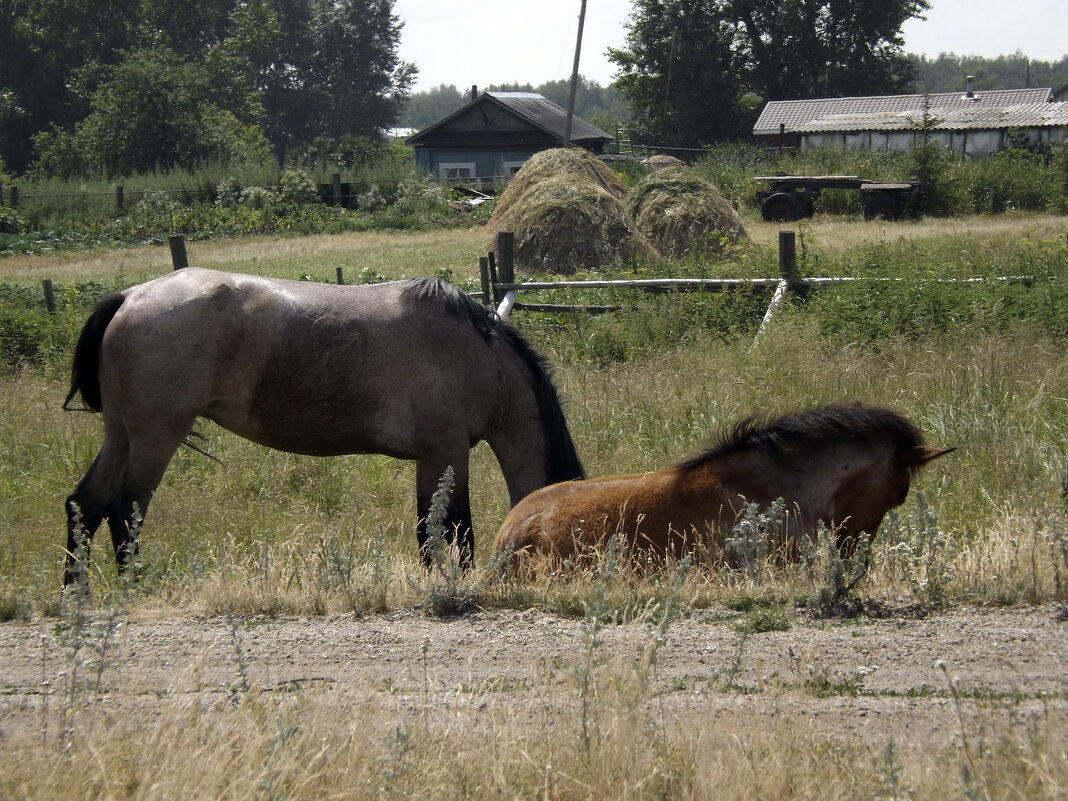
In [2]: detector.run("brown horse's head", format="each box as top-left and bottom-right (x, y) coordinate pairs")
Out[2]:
(698, 403), (953, 555)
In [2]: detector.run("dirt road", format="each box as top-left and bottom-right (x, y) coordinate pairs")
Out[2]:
(2, 603), (1065, 746)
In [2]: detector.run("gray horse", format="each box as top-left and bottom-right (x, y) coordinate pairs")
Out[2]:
(63, 268), (585, 584)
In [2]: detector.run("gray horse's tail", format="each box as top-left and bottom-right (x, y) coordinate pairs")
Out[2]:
(63, 292), (125, 412)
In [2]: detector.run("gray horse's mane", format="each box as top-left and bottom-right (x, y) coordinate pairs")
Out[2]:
(404, 277), (585, 482)
(676, 403), (925, 471)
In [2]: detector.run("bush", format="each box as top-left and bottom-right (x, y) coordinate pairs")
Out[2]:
(0, 207), (28, 234)
(279, 169), (318, 205)
(0, 305), (66, 368)
(957, 149), (1054, 213)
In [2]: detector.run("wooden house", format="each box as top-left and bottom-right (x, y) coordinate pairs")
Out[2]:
(407, 91), (614, 182)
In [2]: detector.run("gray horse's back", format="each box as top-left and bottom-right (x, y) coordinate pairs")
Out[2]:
(103, 269), (504, 457)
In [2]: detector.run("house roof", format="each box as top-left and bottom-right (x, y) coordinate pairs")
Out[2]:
(791, 102), (1068, 133)
(753, 88), (1054, 135)
(407, 91), (614, 147)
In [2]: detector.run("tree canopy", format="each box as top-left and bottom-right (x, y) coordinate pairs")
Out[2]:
(609, 0), (929, 148)
(0, 0), (414, 177)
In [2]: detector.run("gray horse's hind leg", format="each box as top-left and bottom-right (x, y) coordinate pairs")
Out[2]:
(64, 430), (129, 586)
(416, 458), (474, 571)
(102, 431), (189, 579)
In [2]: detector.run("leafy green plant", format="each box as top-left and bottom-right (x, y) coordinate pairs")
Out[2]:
(724, 498), (786, 581)
(882, 492), (955, 607)
(418, 466), (484, 616)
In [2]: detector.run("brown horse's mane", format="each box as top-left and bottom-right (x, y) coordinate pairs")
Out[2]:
(675, 403), (926, 471)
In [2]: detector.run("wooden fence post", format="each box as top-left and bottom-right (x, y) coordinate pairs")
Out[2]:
(488, 251), (500, 305)
(479, 256), (491, 307)
(496, 231), (515, 285)
(754, 230), (799, 346)
(778, 230), (797, 282)
(116, 185), (124, 213)
(168, 234), (188, 270)
(495, 231), (517, 318)
(42, 279), (56, 314)
(336, 267), (345, 285)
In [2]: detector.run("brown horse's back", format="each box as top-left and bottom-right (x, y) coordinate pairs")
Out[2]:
(494, 468), (729, 565)
(494, 403), (954, 573)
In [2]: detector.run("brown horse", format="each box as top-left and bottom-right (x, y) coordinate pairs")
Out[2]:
(63, 268), (585, 584)
(494, 404), (952, 568)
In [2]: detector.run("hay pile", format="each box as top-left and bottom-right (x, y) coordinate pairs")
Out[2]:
(485, 149), (649, 274)
(643, 154), (686, 171)
(626, 165), (750, 258)
(489, 174), (655, 275)
(485, 148), (747, 273)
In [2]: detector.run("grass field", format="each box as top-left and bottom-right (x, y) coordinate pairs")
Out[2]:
(1, 211), (1067, 799)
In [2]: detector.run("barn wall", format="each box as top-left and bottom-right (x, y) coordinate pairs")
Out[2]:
(800, 127), (1066, 159)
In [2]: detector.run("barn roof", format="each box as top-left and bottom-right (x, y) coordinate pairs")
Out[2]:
(408, 91), (614, 147)
(790, 101), (1068, 133)
(754, 88), (1054, 135)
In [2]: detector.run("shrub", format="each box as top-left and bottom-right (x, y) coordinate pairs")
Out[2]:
(0, 206), (28, 234)
(278, 169), (318, 206)
(958, 149), (1054, 213)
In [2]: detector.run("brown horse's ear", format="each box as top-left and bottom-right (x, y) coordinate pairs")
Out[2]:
(914, 446), (955, 467)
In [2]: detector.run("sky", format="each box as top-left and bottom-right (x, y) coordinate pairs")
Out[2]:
(392, 0), (1068, 93)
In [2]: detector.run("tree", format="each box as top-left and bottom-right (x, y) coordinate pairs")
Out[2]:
(610, 0), (928, 147)
(34, 47), (270, 177)
(0, 0), (142, 172)
(261, 0), (415, 158)
(207, 0), (285, 128)
(733, 0), (926, 99)
(400, 84), (466, 130)
(2, 0), (416, 175)
(909, 52), (1068, 94)
(609, 0), (750, 148)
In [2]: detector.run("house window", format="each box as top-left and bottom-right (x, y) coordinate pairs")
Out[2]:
(503, 160), (526, 175)
(439, 162), (476, 180)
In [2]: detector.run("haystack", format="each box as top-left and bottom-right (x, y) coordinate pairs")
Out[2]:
(491, 148), (627, 223)
(487, 174), (655, 275)
(643, 154), (686, 171)
(626, 165), (749, 258)
(485, 149), (653, 274)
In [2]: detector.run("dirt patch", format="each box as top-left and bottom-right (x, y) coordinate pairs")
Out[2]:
(1, 603), (1065, 746)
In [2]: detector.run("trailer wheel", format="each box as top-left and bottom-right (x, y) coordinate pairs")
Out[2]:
(761, 192), (801, 222)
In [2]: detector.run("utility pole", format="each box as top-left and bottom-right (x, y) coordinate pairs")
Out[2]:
(563, 0), (587, 147)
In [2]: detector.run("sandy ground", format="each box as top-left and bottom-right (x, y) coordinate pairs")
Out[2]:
(1, 603), (1065, 746)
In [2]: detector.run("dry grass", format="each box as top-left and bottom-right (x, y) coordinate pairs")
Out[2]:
(482, 148), (657, 274)
(627, 165), (749, 258)
(485, 174), (657, 274)
(0, 228), (486, 284)
(489, 148), (627, 222)
(744, 210), (1068, 254)
(1, 616), (1064, 801)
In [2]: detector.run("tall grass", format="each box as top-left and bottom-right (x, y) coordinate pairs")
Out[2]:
(3, 317), (1066, 615)
(2, 217), (1067, 799)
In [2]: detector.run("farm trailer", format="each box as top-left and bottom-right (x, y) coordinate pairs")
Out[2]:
(754, 175), (924, 222)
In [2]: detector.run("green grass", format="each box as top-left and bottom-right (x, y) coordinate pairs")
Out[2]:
(2, 215), (1068, 801)
(0, 214), (1067, 616)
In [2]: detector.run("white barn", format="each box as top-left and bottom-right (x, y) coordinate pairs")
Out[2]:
(754, 84), (1067, 159)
